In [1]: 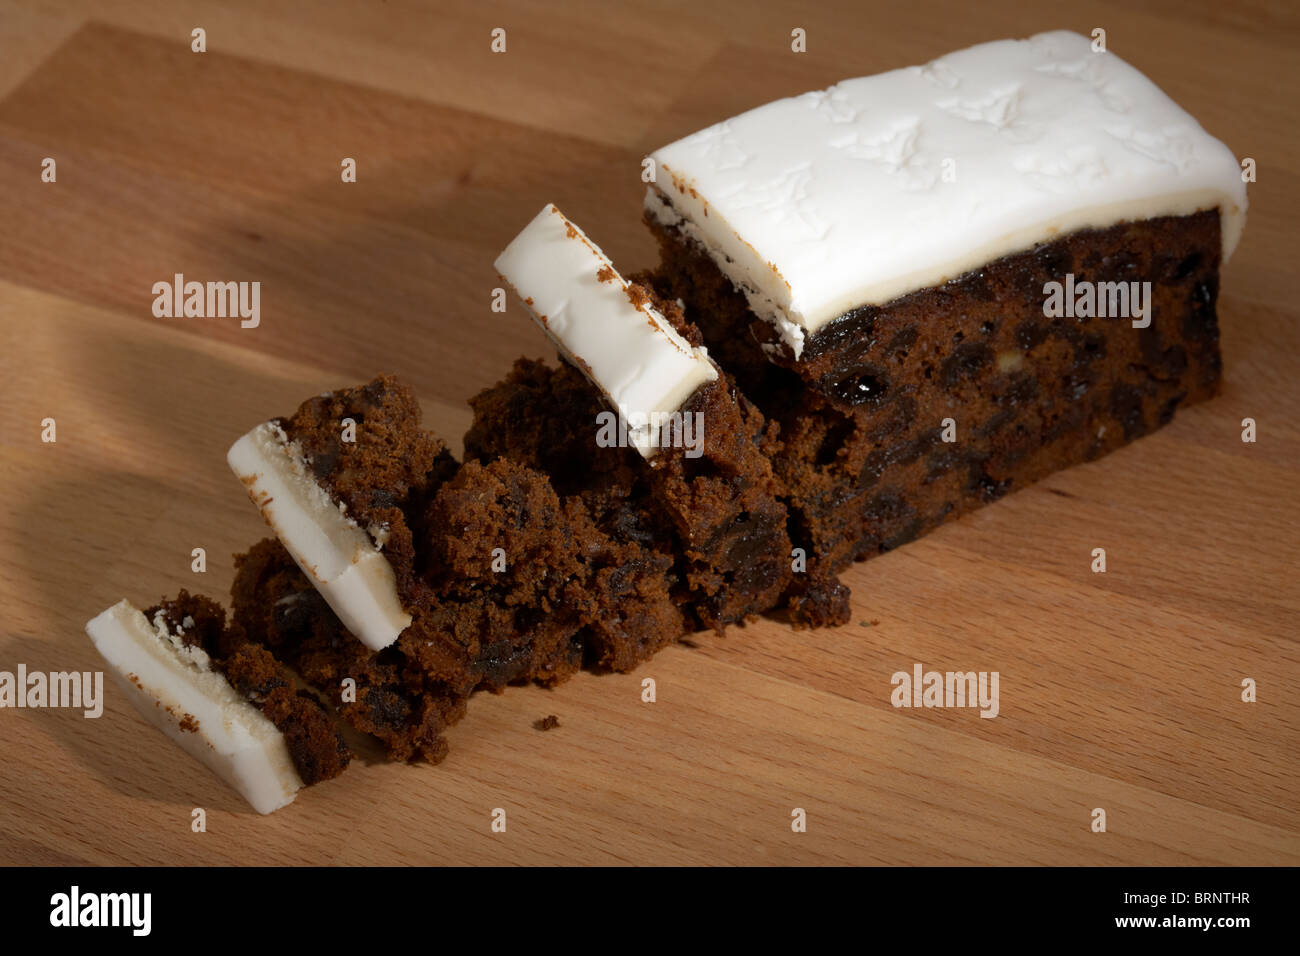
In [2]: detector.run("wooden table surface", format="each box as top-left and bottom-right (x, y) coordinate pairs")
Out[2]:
(1, 0), (1296, 866)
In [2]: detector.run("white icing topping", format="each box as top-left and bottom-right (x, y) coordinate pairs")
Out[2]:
(494, 204), (719, 458)
(646, 30), (1247, 358)
(150, 608), (211, 670)
(227, 422), (411, 651)
(85, 600), (302, 815)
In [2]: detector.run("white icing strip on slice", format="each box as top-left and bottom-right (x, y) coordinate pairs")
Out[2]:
(647, 29), (1248, 359)
(494, 204), (719, 459)
(85, 599), (302, 815)
(227, 421), (411, 651)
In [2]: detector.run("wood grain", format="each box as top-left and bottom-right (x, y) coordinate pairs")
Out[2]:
(0, 0), (1296, 866)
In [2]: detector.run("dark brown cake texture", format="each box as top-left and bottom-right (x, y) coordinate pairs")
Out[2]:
(232, 537), (467, 764)
(644, 209), (1226, 574)
(466, 280), (847, 632)
(275, 373), (458, 603)
(464, 356), (795, 631)
(233, 375), (686, 762)
(146, 590), (351, 785)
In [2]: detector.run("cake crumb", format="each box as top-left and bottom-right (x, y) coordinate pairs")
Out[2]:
(534, 714), (560, 731)
(625, 283), (652, 309)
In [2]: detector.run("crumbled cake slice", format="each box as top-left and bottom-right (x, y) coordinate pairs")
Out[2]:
(147, 592), (350, 785)
(407, 456), (599, 692)
(231, 456), (687, 763)
(420, 455), (686, 679)
(578, 526), (686, 670)
(233, 538), (463, 763)
(487, 205), (802, 629)
(495, 203), (719, 459)
(226, 375), (455, 651)
(228, 373), (688, 760)
(276, 376), (457, 596)
(466, 355), (800, 630)
(85, 593), (348, 813)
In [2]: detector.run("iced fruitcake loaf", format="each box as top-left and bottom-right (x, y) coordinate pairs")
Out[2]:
(641, 30), (1246, 571)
